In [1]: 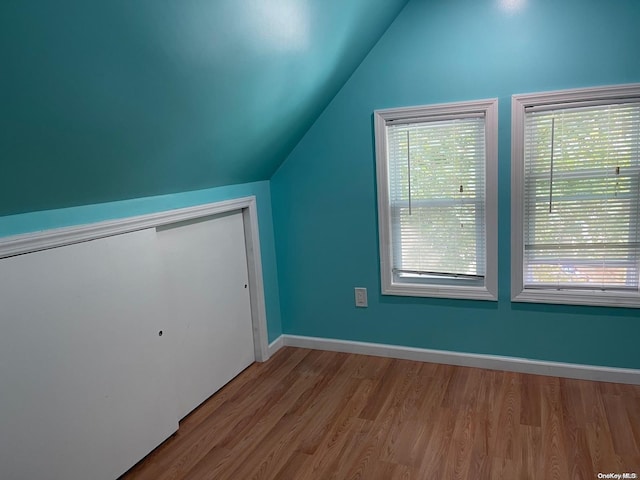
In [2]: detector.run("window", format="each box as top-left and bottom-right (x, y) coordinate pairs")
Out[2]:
(511, 84), (640, 308)
(374, 99), (498, 300)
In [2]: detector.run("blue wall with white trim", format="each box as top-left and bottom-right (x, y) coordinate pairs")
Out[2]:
(0, 0), (412, 344)
(271, 0), (640, 368)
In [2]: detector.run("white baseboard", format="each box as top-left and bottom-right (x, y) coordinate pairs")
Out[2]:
(270, 334), (640, 385)
(267, 336), (285, 359)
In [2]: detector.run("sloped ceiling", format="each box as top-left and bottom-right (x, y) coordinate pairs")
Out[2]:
(0, 0), (409, 216)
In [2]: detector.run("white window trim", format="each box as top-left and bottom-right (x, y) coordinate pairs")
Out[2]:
(511, 83), (640, 308)
(375, 99), (498, 301)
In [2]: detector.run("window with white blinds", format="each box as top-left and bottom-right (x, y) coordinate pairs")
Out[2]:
(387, 117), (486, 279)
(512, 84), (640, 308)
(375, 99), (498, 300)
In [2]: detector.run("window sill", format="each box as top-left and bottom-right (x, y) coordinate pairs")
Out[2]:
(383, 282), (498, 301)
(512, 288), (640, 308)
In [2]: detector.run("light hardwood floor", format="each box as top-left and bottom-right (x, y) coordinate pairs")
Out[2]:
(121, 347), (640, 480)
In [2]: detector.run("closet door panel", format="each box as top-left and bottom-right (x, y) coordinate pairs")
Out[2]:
(0, 229), (178, 480)
(157, 211), (255, 420)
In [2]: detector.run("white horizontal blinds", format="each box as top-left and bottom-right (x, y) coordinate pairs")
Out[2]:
(524, 102), (640, 291)
(387, 116), (486, 278)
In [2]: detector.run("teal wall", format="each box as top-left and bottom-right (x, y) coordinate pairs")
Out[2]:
(271, 0), (640, 368)
(0, 181), (283, 342)
(1, 0), (410, 344)
(0, 0), (407, 216)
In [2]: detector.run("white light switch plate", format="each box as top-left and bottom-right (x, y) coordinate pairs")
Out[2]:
(354, 287), (367, 307)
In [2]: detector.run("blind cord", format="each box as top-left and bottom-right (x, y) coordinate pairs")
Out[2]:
(407, 130), (412, 216)
(549, 117), (555, 213)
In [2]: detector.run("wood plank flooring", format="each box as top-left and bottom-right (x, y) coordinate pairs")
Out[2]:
(120, 347), (640, 480)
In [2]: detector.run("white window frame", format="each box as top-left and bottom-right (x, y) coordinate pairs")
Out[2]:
(374, 99), (498, 301)
(511, 84), (640, 308)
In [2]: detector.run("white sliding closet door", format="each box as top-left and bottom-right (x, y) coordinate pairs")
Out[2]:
(157, 211), (255, 419)
(0, 229), (178, 480)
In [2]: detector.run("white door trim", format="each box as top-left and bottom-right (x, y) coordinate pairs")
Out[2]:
(0, 196), (270, 361)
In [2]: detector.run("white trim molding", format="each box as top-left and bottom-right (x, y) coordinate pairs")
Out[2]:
(0, 197), (256, 259)
(273, 334), (640, 385)
(0, 197), (271, 362)
(511, 83), (640, 308)
(268, 336), (285, 357)
(374, 98), (499, 301)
